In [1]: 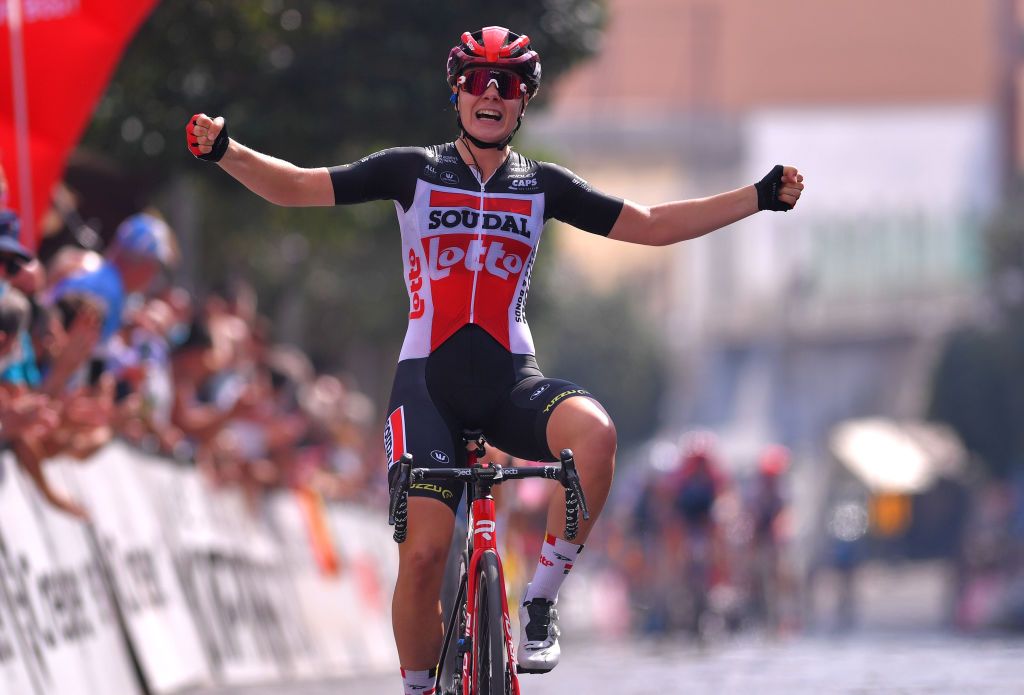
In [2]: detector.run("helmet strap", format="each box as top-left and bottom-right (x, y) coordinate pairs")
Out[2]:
(454, 97), (526, 150)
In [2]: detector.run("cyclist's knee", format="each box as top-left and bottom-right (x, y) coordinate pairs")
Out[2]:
(399, 539), (450, 581)
(589, 415), (618, 456)
(547, 397), (617, 459)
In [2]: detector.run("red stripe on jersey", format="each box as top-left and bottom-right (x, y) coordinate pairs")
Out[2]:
(388, 407), (406, 464)
(484, 197), (533, 215)
(430, 190), (481, 209)
(429, 190), (533, 216)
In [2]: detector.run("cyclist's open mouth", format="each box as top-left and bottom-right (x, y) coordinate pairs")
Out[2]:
(476, 109), (503, 122)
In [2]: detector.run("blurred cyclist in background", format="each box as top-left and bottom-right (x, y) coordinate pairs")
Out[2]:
(745, 444), (793, 632)
(671, 432), (733, 634)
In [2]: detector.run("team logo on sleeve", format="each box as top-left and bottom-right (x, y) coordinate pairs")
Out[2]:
(530, 384), (551, 400)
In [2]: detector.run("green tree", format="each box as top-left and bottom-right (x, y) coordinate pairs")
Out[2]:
(85, 0), (606, 173)
(77, 1), (608, 401)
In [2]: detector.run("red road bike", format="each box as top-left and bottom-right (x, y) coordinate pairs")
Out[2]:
(389, 430), (589, 695)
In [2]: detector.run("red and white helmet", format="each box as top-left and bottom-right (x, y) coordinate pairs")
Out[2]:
(446, 26), (542, 97)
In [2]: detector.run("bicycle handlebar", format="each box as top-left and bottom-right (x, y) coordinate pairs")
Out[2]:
(412, 464), (562, 482)
(387, 449), (591, 543)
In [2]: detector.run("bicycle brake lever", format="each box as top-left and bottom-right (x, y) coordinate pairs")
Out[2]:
(559, 450), (591, 542)
(558, 449), (591, 521)
(570, 476), (591, 521)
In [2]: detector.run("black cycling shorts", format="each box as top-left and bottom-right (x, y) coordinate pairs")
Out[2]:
(383, 324), (593, 514)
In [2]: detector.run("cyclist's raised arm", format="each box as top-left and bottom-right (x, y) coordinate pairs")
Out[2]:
(187, 113), (334, 207)
(542, 161), (803, 246)
(188, 114), (423, 211)
(608, 165), (804, 246)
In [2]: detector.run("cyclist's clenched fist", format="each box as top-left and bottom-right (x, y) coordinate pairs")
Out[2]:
(777, 166), (805, 209)
(186, 113), (230, 162)
(754, 164), (805, 212)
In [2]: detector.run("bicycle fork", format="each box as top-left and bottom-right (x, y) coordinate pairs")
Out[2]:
(463, 495), (521, 695)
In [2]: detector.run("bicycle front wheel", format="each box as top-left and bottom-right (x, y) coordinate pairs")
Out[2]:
(472, 550), (509, 695)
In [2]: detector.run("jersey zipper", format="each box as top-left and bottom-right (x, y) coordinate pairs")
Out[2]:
(467, 167), (486, 324)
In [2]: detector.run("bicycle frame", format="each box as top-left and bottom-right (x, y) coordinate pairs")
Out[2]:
(460, 446), (521, 695)
(388, 431), (589, 695)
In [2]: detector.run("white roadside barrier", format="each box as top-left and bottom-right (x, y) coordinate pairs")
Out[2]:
(0, 454), (143, 695)
(0, 442), (399, 694)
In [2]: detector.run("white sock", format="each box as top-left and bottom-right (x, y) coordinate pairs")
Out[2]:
(525, 533), (584, 602)
(400, 666), (436, 694)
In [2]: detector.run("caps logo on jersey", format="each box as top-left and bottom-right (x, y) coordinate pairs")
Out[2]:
(384, 406), (407, 465)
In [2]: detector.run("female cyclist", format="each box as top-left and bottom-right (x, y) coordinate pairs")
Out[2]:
(186, 25), (804, 694)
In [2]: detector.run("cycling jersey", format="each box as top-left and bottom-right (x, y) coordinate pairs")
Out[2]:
(330, 143), (623, 512)
(329, 143), (623, 360)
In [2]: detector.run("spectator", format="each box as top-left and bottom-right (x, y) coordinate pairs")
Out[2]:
(170, 318), (255, 462)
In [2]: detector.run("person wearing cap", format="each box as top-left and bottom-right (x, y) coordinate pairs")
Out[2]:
(0, 208), (78, 516)
(0, 210), (34, 277)
(0, 209), (43, 387)
(49, 212), (179, 346)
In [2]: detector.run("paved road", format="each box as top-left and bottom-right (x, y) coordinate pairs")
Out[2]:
(192, 631), (1024, 695)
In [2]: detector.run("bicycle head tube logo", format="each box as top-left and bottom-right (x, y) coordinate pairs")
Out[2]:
(474, 519), (496, 541)
(431, 449), (450, 464)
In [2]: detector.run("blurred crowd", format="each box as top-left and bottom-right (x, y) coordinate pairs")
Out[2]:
(0, 169), (382, 521)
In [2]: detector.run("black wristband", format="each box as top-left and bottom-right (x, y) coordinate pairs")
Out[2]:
(755, 164), (791, 212)
(188, 118), (230, 163)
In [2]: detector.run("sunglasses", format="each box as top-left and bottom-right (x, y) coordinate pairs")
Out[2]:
(458, 69), (526, 100)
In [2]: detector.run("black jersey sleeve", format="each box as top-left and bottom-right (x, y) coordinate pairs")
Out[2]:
(328, 147), (424, 211)
(538, 162), (624, 237)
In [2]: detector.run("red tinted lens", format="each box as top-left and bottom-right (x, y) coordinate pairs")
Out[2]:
(461, 69), (522, 99)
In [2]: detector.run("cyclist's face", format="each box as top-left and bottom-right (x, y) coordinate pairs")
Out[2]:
(457, 77), (527, 144)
